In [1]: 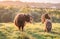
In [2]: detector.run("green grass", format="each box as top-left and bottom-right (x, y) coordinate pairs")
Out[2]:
(0, 23), (60, 39)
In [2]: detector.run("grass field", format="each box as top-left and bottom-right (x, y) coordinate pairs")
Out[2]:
(0, 23), (60, 39)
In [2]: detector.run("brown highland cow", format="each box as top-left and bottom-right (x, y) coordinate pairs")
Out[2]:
(14, 13), (32, 31)
(41, 13), (52, 32)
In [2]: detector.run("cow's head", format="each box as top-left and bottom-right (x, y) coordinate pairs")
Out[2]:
(24, 14), (33, 23)
(41, 13), (50, 23)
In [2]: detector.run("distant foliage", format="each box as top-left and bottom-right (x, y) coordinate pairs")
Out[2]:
(0, 6), (60, 23)
(0, 6), (19, 22)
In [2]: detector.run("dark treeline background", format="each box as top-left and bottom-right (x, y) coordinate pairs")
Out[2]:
(0, 6), (60, 23)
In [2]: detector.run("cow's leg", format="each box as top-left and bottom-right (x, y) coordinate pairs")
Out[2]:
(18, 26), (21, 31)
(48, 27), (51, 32)
(21, 26), (24, 31)
(21, 23), (25, 31)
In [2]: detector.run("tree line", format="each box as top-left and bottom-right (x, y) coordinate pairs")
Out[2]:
(0, 6), (60, 23)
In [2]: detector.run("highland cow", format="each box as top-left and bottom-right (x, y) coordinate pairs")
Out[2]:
(41, 13), (52, 32)
(14, 13), (32, 31)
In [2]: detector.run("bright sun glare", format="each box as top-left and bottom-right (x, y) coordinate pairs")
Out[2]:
(0, 0), (60, 3)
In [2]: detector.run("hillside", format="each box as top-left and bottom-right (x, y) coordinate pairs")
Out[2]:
(0, 1), (60, 9)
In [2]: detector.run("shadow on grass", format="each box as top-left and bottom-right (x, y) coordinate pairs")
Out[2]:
(0, 31), (8, 39)
(26, 28), (44, 33)
(26, 30), (46, 39)
(25, 28), (60, 39)
(0, 24), (4, 26)
(51, 31), (60, 35)
(35, 28), (44, 32)
(27, 30), (59, 39)
(51, 27), (60, 35)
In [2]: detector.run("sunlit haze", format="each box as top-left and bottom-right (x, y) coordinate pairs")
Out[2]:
(0, 0), (60, 3)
